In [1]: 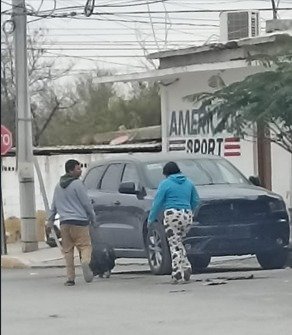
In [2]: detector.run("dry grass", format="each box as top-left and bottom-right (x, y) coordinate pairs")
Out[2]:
(4, 210), (46, 243)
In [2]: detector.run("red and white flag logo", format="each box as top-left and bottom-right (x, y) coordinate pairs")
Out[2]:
(224, 137), (241, 157)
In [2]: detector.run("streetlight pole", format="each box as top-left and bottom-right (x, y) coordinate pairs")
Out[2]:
(13, 0), (38, 252)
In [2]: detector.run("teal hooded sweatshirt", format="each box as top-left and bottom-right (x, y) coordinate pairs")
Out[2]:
(148, 173), (200, 224)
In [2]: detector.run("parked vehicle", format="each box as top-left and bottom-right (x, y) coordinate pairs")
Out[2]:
(82, 153), (290, 274)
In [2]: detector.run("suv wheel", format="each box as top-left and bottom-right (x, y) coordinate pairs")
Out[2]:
(146, 222), (171, 275)
(256, 248), (288, 269)
(188, 255), (211, 272)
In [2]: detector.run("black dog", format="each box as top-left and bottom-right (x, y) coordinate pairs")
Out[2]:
(89, 243), (116, 278)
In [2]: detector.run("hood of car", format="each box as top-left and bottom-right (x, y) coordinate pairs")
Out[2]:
(196, 184), (282, 202)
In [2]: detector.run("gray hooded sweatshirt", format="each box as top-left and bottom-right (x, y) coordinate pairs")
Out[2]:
(48, 174), (96, 225)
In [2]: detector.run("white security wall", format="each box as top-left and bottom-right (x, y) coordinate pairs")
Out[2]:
(2, 153), (106, 219)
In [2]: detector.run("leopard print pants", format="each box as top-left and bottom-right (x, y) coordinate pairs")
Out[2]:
(164, 209), (193, 282)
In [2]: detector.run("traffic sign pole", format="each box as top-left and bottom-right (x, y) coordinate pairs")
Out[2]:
(1, 163), (8, 255)
(1, 125), (12, 255)
(13, 0), (38, 252)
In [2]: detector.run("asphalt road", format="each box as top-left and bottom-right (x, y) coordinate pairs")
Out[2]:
(2, 262), (292, 335)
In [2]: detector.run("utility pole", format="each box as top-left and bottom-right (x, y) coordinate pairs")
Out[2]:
(271, 0), (278, 19)
(13, 0), (38, 252)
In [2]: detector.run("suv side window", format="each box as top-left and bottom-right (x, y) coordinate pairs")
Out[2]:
(121, 163), (140, 185)
(100, 163), (123, 191)
(83, 165), (104, 190)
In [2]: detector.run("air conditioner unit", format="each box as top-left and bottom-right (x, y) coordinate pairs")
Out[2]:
(220, 10), (260, 42)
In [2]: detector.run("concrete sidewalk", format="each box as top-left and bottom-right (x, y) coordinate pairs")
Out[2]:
(1, 241), (255, 271)
(2, 241), (291, 270)
(1, 242), (66, 269)
(1, 242), (150, 270)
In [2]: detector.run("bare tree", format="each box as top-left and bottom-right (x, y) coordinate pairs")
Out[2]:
(1, 28), (76, 146)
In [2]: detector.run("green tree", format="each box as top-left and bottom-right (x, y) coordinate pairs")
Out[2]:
(109, 82), (161, 130)
(43, 77), (161, 145)
(42, 71), (116, 145)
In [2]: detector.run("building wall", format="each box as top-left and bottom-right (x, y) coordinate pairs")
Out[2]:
(161, 66), (292, 208)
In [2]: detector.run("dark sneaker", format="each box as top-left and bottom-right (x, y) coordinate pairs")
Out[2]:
(184, 268), (192, 282)
(82, 263), (94, 283)
(64, 280), (75, 286)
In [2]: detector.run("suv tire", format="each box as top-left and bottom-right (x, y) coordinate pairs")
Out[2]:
(256, 248), (288, 269)
(146, 222), (171, 275)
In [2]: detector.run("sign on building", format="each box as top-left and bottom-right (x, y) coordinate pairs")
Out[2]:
(167, 108), (241, 157)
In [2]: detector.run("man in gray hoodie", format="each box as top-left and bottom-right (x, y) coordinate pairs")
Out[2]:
(47, 159), (96, 286)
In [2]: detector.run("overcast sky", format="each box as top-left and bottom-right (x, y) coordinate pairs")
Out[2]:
(1, 0), (292, 76)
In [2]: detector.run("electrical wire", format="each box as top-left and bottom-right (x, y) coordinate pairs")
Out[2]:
(43, 50), (147, 68)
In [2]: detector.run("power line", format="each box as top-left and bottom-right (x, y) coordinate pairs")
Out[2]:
(43, 50), (148, 68)
(35, 7), (292, 15)
(37, 22), (219, 29)
(31, 41), (207, 44)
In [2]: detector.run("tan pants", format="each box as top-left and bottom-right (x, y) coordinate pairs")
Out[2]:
(60, 224), (92, 281)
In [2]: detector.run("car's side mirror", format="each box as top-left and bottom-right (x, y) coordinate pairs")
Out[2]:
(119, 182), (146, 199)
(119, 182), (137, 194)
(249, 176), (261, 187)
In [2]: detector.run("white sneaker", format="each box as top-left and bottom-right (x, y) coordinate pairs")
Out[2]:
(81, 263), (94, 283)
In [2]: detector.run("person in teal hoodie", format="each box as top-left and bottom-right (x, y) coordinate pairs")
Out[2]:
(148, 161), (200, 283)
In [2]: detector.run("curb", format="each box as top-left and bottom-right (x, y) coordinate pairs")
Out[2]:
(1, 256), (30, 269)
(1, 255), (64, 269)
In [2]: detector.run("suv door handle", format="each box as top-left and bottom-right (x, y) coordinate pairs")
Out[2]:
(114, 200), (121, 206)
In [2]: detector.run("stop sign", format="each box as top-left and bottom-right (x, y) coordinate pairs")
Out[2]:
(1, 125), (13, 155)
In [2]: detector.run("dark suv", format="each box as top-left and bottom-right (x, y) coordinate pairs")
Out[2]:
(83, 153), (290, 274)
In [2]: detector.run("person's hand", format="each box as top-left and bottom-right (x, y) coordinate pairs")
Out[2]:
(90, 218), (97, 226)
(45, 220), (54, 233)
(147, 220), (152, 228)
